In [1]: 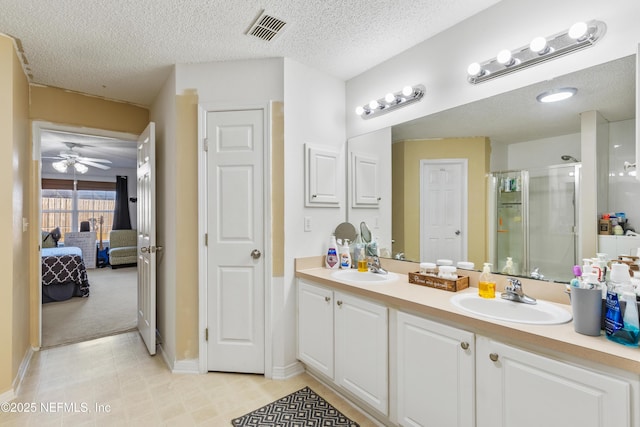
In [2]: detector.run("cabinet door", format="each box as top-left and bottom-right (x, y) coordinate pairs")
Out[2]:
(397, 312), (475, 427)
(351, 152), (380, 207)
(297, 280), (334, 378)
(476, 336), (631, 427)
(305, 144), (341, 207)
(335, 292), (388, 415)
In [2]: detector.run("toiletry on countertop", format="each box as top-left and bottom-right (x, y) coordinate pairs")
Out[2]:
(478, 263), (496, 299)
(326, 234), (339, 269)
(501, 257), (514, 275)
(340, 239), (352, 269)
(457, 261), (474, 270)
(438, 265), (457, 280)
(420, 262), (437, 276)
(570, 265), (582, 288)
(605, 263), (639, 347)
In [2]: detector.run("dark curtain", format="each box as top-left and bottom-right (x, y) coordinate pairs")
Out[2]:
(112, 176), (132, 230)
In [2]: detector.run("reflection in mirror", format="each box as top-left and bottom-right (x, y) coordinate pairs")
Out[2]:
(360, 221), (372, 244)
(350, 55), (637, 283)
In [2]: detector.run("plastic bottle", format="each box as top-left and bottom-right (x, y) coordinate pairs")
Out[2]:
(478, 263), (496, 299)
(501, 257), (514, 275)
(353, 235), (367, 272)
(325, 234), (339, 269)
(340, 239), (352, 269)
(605, 263), (638, 346)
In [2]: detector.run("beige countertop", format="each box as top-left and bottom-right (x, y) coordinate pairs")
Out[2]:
(295, 257), (640, 375)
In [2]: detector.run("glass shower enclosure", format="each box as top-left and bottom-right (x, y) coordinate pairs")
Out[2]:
(488, 164), (580, 282)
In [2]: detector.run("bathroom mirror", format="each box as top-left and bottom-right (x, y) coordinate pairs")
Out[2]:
(347, 54), (637, 283)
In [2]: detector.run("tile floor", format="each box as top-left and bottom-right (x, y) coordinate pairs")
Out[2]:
(1, 332), (377, 426)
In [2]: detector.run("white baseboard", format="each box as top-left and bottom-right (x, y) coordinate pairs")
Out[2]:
(158, 343), (199, 374)
(2, 346), (35, 403)
(0, 389), (15, 403)
(271, 361), (305, 380)
(172, 358), (199, 374)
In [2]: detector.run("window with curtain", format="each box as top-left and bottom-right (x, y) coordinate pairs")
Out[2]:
(41, 179), (117, 243)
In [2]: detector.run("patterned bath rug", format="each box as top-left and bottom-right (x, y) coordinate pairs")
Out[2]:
(231, 386), (360, 427)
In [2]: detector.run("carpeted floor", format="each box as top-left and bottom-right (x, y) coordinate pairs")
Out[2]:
(41, 266), (137, 348)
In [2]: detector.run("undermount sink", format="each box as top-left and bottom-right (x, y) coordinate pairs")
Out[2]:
(450, 292), (572, 325)
(331, 269), (398, 284)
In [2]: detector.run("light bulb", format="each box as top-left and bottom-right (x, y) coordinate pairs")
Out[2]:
(529, 36), (549, 54)
(402, 86), (413, 97)
(467, 62), (482, 77)
(569, 22), (588, 40)
(355, 106), (365, 115)
(74, 163), (89, 174)
(52, 161), (68, 173)
(369, 100), (380, 110)
(385, 93), (396, 104)
(496, 49), (513, 66)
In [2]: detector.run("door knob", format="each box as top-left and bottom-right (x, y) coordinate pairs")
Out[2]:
(489, 353), (499, 362)
(251, 249), (262, 259)
(140, 246), (150, 253)
(460, 342), (469, 350)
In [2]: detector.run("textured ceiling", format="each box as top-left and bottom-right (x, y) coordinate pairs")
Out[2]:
(0, 0), (501, 106)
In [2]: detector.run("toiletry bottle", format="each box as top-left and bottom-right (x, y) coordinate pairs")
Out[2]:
(340, 239), (352, 269)
(570, 265), (582, 288)
(605, 263), (632, 345)
(501, 257), (514, 275)
(621, 288), (639, 347)
(325, 234), (339, 269)
(478, 263), (496, 299)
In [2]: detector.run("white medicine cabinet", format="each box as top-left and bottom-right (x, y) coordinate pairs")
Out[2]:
(304, 143), (341, 207)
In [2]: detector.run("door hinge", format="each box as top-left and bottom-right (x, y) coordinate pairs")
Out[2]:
(205, 328), (208, 341)
(204, 233), (208, 246)
(203, 138), (209, 152)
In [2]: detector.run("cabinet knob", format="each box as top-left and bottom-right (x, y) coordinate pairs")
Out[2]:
(460, 342), (469, 350)
(336, 300), (343, 307)
(489, 353), (499, 362)
(324, 296), (331, 303)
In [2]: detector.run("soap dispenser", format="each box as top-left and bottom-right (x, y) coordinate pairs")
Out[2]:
(340, 239), (352, 269)
(325, 234), (339, 269)
(479, 263), (496, 299)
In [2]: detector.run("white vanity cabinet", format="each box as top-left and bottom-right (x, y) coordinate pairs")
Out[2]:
(297, 280), (334, 378)
(396, 311), (475, 427)
(297, 279), (389, 415)
(476, 336), (633, 427)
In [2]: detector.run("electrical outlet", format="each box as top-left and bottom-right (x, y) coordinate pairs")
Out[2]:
(304, 216), (312, 232)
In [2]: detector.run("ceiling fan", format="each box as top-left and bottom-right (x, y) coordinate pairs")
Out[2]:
(43, 142), (112, 174)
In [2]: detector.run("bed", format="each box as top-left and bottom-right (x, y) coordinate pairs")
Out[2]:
(42, 246), (90, 303)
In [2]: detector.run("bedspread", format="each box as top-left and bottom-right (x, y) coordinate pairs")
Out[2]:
(42, 254), (90, 297)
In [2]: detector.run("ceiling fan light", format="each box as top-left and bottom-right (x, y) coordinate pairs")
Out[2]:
(52, 161), (68, 173)
(74, 163), (89, 174)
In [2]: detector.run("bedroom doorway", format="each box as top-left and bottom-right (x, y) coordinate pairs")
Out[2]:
(35, 122), (140, 348)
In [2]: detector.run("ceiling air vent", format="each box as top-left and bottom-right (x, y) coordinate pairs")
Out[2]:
(247, 11), (287, 42)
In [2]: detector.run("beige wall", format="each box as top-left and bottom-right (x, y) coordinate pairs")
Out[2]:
(30, 86), (148, 134)
(272, 101), (284, 277)
(174, 91), (199, 359)
(392, 137), (490, 267)
(0, 34), (30, 398)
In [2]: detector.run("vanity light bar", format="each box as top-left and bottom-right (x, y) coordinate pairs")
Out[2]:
(355, 85), (425, 119)
(467, 20), (606, 84)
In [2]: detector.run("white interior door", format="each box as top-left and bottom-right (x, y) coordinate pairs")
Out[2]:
(206, 109), (265, 373)
(137, 122), (157, 355)
(421, 159), (467, 263)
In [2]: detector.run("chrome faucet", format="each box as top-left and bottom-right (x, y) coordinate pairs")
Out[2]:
(501, 278), (537, 305)
(530, 267), (544, 280)
(368, 255), (388, 274)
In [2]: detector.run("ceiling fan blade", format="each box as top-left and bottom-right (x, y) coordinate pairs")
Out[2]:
(79, 157), (112, 163)
(79, 159), (111, 170)
(41, 156), (64, 160)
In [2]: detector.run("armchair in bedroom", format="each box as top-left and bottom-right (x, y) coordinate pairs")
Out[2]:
(109, 229), (138, 268)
